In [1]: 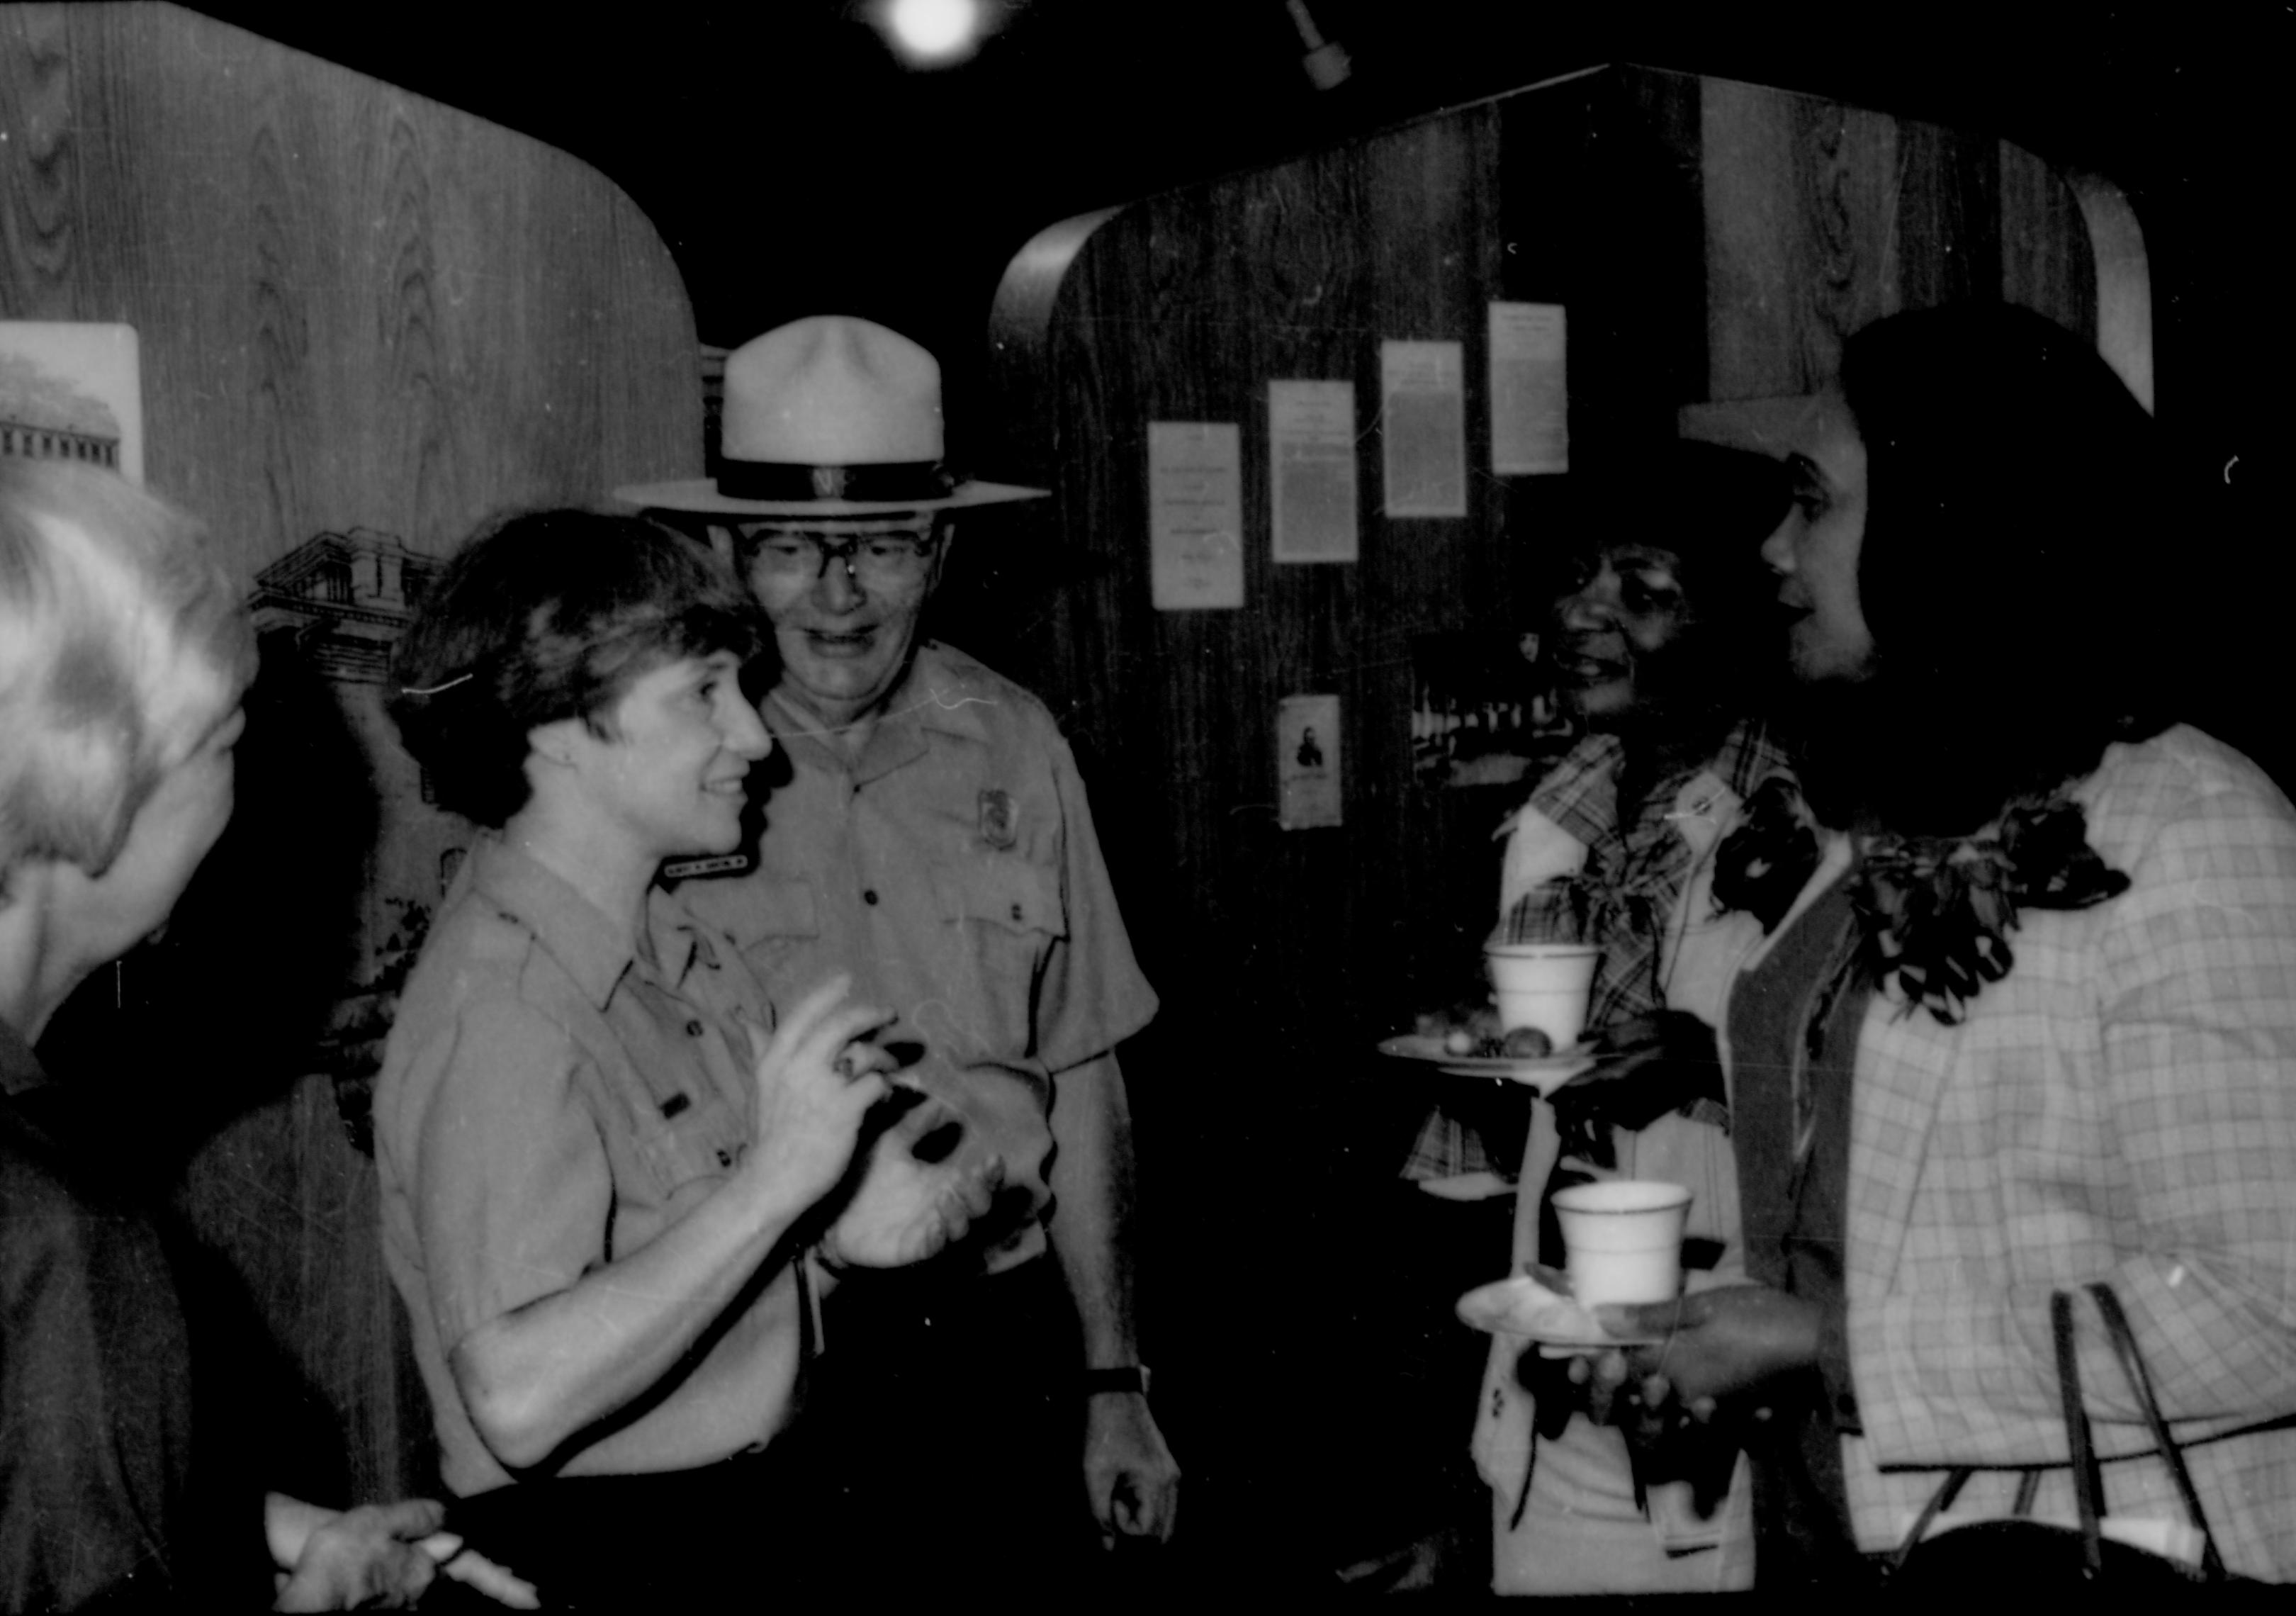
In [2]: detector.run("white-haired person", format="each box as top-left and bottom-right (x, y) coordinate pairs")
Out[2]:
(0, 460), (522, 1610)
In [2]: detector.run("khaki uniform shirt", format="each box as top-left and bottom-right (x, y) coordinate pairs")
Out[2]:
(682, 642), (1159, 1268)
(376, 837), (798, 1496)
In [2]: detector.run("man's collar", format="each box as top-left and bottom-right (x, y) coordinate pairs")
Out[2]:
(468, 838), (697, 1009)
(1523, 731), (1628, 846)
(765, 644), (984, 782)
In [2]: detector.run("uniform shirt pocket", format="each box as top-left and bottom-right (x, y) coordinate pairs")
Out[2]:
(921, 858), (1069, 1064)
(586, 1016), (751, 1225)
(629, 1086), (748, 1211)
(708, 873), (821, 980)
(930, 856), (1067, 941)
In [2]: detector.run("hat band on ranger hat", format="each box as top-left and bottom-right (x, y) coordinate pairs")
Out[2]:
(714, 458), (957, 505)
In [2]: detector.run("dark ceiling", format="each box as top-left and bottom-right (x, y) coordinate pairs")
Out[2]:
(189, 1), (2287, 498)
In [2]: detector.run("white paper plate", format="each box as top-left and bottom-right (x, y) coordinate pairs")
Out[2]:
(1376, 1033), (1594, 1095)
(1454, 1274), (1662, 1350)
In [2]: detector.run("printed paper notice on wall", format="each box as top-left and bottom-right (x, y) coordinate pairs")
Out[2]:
(1277, 693), (1342, 829)
(1488, 303), (1568, 474)
(1380, 340), (1466, 517)
(1147, 421), (1244, 610)
(1268, 380), (1358, 563)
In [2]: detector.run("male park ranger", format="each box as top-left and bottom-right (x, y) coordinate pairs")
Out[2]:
(619, 317), (1178, 1575)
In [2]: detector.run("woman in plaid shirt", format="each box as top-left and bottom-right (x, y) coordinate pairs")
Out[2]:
(1468, 443), (1795, 1595)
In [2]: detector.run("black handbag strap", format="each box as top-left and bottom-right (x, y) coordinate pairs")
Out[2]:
(1893, 1284), (2232, 1582)
(2084, 1281), (2232, 1581)
(2050, 1289), (2107, 1575)
(1888, 1466), (1974, 1571)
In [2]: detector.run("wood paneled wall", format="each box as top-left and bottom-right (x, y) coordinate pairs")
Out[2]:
(1, 4), (700, 1500)
(1696, 75), (2095, 399)
(985, 64), (2100, 1059)
(978, 64), (2107, 1520)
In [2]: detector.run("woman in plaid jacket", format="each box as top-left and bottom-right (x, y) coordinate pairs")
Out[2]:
(1601, 304), (2296, 1583)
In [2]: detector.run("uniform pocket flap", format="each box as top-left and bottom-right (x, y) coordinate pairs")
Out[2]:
(683, 871), (820, 947)
(930, 858), (1066, 938)
(631, 1093), (747, 1201)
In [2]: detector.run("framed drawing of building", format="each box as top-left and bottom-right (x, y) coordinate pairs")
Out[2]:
(0, 321), (142, 483)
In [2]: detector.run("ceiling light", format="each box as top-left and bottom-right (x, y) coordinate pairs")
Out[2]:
(879, 0), (985, 67)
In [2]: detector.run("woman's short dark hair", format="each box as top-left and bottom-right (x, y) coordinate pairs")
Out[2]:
(388, 508), (768, 828)
(1838, 301), (2167, 827)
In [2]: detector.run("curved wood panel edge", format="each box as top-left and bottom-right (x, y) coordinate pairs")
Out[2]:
(2064, 171), (2154, 414)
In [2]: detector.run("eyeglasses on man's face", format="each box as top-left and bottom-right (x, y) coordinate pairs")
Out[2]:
(742, 524), (942, 586)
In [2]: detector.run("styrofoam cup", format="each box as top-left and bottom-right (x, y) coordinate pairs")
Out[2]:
(1485, 943), (1598, 1048)
(1549, 1179), (1692, 1306)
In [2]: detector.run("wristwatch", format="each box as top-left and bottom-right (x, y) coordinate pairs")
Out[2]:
(1081, 1364), (1151, 1398)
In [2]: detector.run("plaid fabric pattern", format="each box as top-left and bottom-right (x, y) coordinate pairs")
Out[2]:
(1501, 722), (1794, 1033)
(1509, 720), (1791, 1138)
(1398, 1083), (1516, 1181)
(1771, 727), (2296, 1581)
(1402, 722), (1791, 1180)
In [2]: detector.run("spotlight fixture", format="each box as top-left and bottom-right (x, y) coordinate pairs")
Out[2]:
(1283, 0), (1351, 91)
(875, 0), (991, 68)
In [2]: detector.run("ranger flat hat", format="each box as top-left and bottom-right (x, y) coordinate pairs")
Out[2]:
(615, 315), (1048, 517)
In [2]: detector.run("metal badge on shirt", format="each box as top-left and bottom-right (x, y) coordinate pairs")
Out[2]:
(977, 787), (1019, 851)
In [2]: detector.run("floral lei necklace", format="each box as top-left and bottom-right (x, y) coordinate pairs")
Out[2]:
(1713, 778), (2132, 1026)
